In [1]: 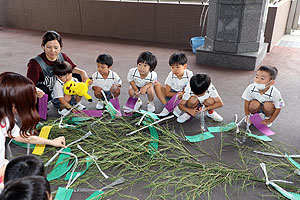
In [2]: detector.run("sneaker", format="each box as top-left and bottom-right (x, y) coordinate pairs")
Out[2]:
(134, 98), (143, 110)
(58, 108), (69, 116)
(147, 101), (155, 113)
(173, 106), (182, 117)
(159, 107), (170, 117)
(206, 110), (223, 122)
(177, 113), (192, 123)
(96, 100), (104, 110)
(77, 103), (87, 110)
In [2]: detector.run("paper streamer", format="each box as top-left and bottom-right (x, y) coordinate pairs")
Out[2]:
(207, 122), (237, 133)
(75, 110), (103, 117)
(86, 191), (104, 200)
(286, 153), (300, 170)
(55, 187), (74, 200)
(110, 98), (122, 117)
(260, 163), (300, 200)
(139, 110), (160, 121)
(246, 132), (272, 142)
(38, 94), (48, 120)
(65, 157), (93, 180)
(32, 126), (53, 155)
(250, 113), (275, 136)
(105, 102), (117, 119)
(253, 151), (300, 158)
(47, 148), (74, 181)
(123, 97), (138, 116)
(185, 132), (215, 142)
(165, 94), (180, 112)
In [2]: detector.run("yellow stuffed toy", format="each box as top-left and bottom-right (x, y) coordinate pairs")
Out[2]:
(63, 79), (93, 102)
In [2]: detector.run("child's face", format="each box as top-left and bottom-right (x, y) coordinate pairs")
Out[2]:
(254, 70), (273, 85)
(57, 73), (72, 83)
(43, 40), (61, 61)
(137, 62), (150, 76)
(170, 64), (187, 77)
(97, 63), (111, 75)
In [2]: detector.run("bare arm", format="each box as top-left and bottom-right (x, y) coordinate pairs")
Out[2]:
(72, 67), (88, 82)
(262, 108), (281, 125)
(205, 96), (224, 111)
(130, 81), (140, 96)
(14, 135), (66, 148)
(164, 85), (177, 98)
(140, 82), (153, 95)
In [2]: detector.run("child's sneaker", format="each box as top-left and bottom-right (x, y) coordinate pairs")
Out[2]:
(77, 103), (87, 110)
(206, 110), (223, 122)
(96, 100), (104, 110)
(147, 101), (155, 113)
(177, 113), (191, 123)
(159, 107), (170, 117)
(134, 98), (143, 110)
(173, 106), (182, 117)
(58, 108), (69, 116)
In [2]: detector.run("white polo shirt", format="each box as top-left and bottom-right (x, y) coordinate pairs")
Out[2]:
(182, 83), (219, 104)
(52, 77), (78, 99)
(0, 118), (20, 168)
(242, 83), (284, 109)
(91, 70), (122, 91)
(127, 68), (157, 88)
(164, 69), (193, 92)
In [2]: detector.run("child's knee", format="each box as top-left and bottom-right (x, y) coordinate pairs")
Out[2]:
(249, 100), (260, 112)
(203, 98), (215, 106)
(147, 86), (155, 95)
(187, 96), (199, 108)
(263, 102), (274, 113)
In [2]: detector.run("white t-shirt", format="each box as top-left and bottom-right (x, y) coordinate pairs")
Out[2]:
(164, 69), (193, 92)
(242, 83), (284, 109)
(127, 68), (157, 88)
(52, 77), (78, 99)
(182, 83), (219, 104)
(91, 71), (122, 91)
(0, 118), (20, 168)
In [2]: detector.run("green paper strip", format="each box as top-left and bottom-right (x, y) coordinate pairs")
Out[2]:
(139, 110), (159, 120)
(148, 126), (158, 157)
(247, 132), (272, 142)
(207, 122), (236, 133)
(289, 192), (300, 199)
(185, 132), (214, 142)
(47, 148), (74, 181)
(69, 117), (91, 125)
(269, 182), (300, 200)
(105, 102), (117, 119)
(12, 140), (35, 149)
(286, 153), (300, 170)
(55, 187), (74, 200)
(86, 191), (104, 200)
(65, 157), (93, 180)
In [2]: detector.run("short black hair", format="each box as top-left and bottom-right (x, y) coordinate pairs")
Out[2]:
(1, 176), (51, 200)
(137, 51), (157, 72)
(190, 74), (211, 95)
(169, 52), (187, 66)
(42, 30), (63, 47)
(53, 61), (73, 76)
(257, 65), (278, 80)
(4, 155), (45, 184)
(96, 54), (113, 67)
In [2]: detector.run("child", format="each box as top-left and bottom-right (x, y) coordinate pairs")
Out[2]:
(91, 54), (122, 109)
(242, 66), (284, 127)
(154, 52), (193, 116)
(177, 74), (224, 123)
(127, 51), (157, 113)
(1, 176), (52, 200)
(52, 61), (86, 115)
(4, 155), (45, 184)
(0, 72), (66, 178)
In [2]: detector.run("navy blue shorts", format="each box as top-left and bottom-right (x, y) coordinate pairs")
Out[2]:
(101, 90), (113, 101)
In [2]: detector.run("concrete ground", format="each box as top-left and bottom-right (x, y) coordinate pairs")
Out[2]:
(1, 27), (299, 199)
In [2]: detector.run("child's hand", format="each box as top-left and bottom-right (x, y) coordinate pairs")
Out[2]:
(93, 86), (102, 95)
(135, 89), (140, 96)
(140, 86), (147, 95)
(88, 80), (93, 85)
(261, 119), (272, 126)
(177, 91), (184, 100)
(36, 87), (45, 98)
(51, 136), (66, 148)
(188, 107), (200, 117)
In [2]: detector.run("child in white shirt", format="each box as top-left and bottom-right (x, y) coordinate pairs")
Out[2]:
(91, 54), (122, 109)
(177, 74), (224, 123)
(155, 52), (193, 116)
(127, 51), (157, 112)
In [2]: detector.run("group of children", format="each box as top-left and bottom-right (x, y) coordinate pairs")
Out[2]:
(51, 51), (284, 126)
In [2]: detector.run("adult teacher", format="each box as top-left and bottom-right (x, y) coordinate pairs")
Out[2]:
(26, 30), (88, 101)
